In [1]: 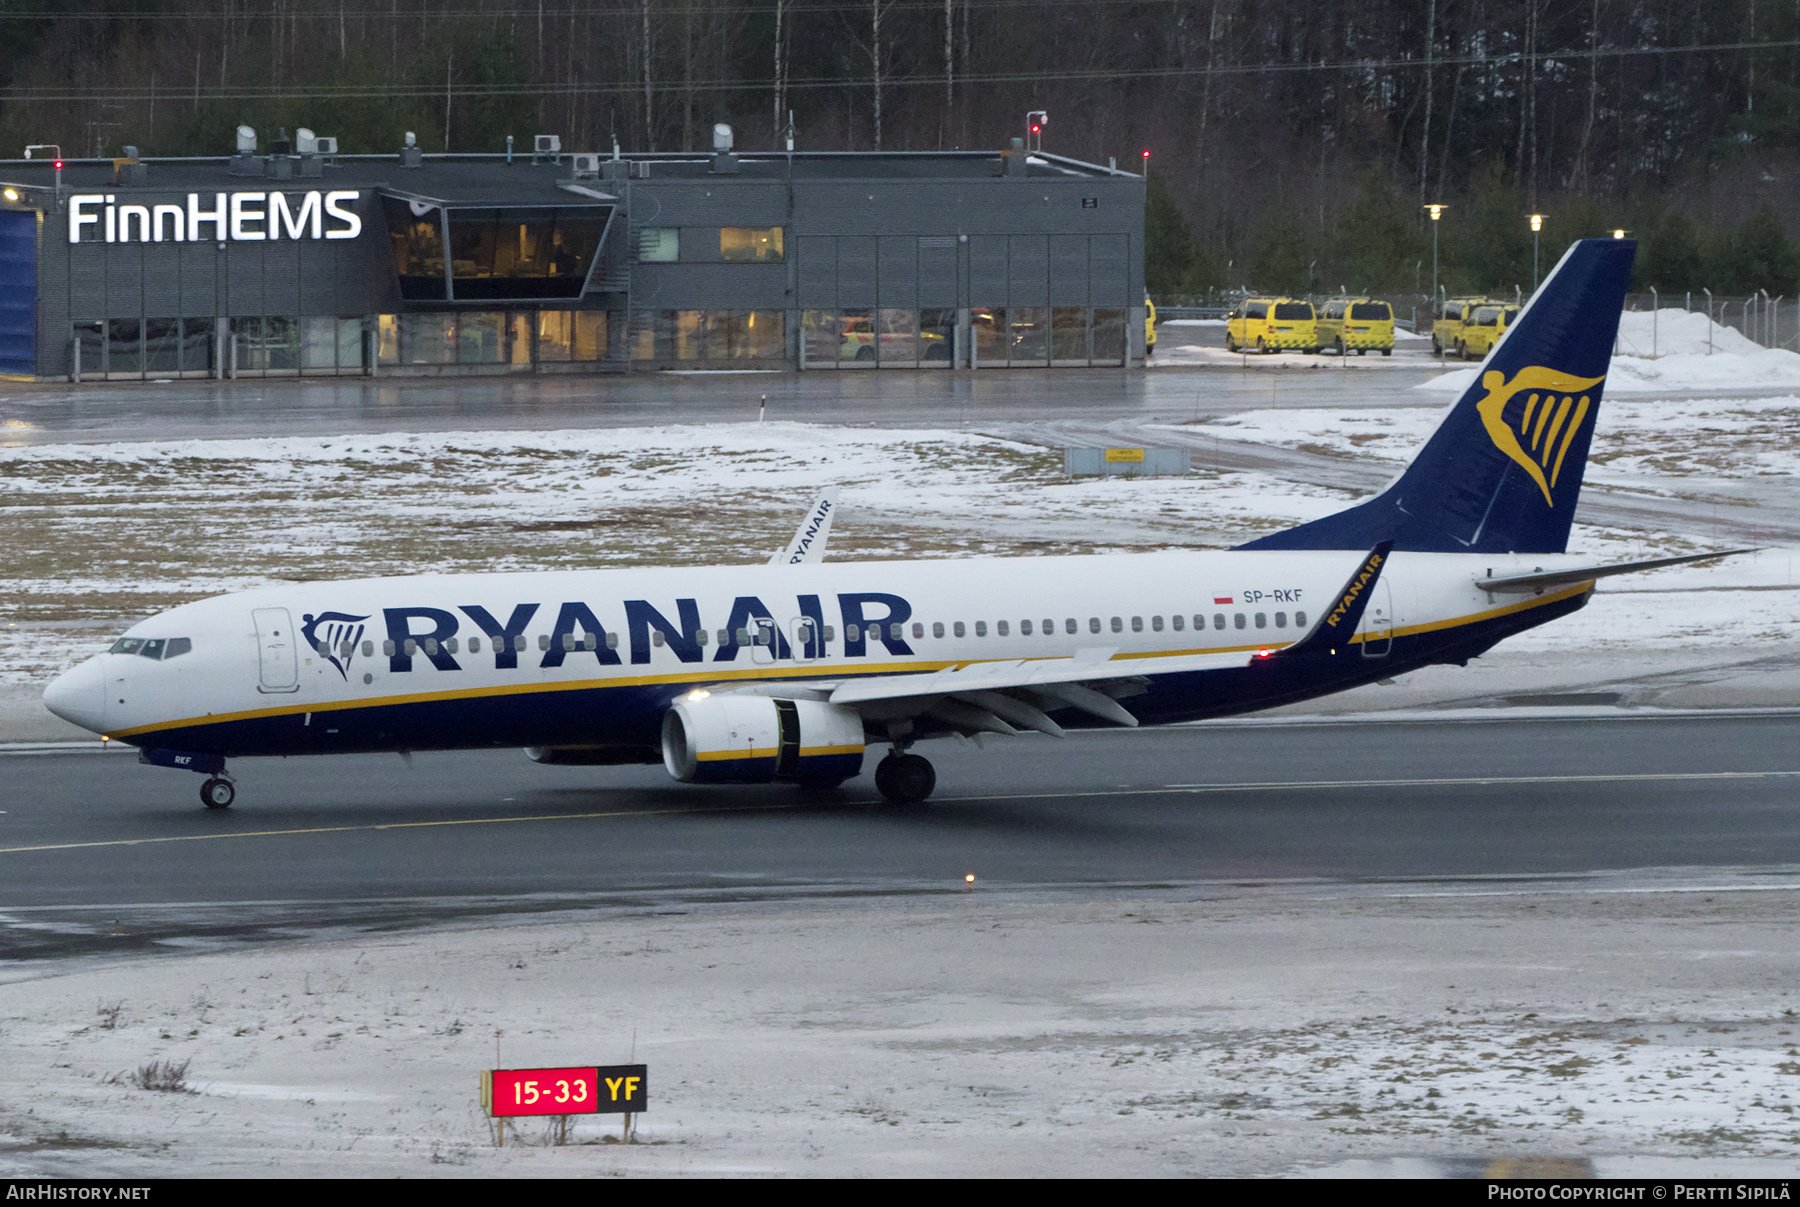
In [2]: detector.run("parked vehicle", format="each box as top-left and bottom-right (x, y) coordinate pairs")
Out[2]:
(1145, 296), (1157, 356)
(1456, 303), (1521, 359)
(1226, 297), (1319, 353)
(1431, 296), (1504, 357)
(1316, 297), (1396, 356)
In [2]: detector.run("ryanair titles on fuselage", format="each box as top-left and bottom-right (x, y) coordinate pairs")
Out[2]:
(328, 592), (919, 680)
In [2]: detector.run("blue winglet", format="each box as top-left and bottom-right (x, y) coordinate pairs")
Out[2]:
(1238, 237), (1635, 554)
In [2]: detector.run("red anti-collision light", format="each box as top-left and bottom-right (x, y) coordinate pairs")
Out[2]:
(53, 160), (63, 171)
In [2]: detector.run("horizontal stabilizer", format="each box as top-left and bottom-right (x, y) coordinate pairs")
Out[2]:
(1475, 548), (1753, 594)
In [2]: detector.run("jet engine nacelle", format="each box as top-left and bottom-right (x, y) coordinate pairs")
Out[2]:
(661, 694), (866, 785)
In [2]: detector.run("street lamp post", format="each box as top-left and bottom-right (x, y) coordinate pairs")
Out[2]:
(1425, 204), (1447, 334)
(1530, 214), (1544, 291)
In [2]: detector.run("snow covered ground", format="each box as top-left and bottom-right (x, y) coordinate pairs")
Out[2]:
(2, 395), (1795, 732)
(2, 886), (1797, 1177)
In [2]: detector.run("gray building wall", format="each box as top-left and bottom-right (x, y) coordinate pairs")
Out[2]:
(10, 153), (1144, 378)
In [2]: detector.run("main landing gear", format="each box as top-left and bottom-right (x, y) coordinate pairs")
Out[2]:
(200, 777), (236, 809)
(874, 753), (935, 805)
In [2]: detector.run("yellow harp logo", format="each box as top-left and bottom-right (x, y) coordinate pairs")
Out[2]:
(1474, 366), (1605, 507)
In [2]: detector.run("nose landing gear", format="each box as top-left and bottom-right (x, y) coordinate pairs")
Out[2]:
(200, 777), (236, 809)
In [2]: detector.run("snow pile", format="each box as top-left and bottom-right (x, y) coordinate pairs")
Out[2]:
(1419, 307), (1800, 393)
(1615, 308), (1763, 357)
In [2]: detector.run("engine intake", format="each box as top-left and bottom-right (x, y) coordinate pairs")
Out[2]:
(662, 694), (865, 785)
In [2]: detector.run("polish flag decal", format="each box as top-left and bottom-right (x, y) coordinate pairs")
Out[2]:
(1213, 596), (1233, 605)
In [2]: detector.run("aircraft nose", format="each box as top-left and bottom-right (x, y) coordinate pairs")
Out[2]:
(43, 656), (108, 734)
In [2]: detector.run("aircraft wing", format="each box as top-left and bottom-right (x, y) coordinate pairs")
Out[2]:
(727, 647), (1260, 737)
(768, 488), (840, 566)
(1475, 548), (1752, 594)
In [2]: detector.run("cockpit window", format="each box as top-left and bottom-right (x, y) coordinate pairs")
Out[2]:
(108, 636), (191, 660)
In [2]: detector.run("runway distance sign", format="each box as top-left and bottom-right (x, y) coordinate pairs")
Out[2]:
(484, 1064), (647, 1117)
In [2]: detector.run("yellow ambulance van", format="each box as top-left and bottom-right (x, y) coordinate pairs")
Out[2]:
(1316, 297), (1396, 356)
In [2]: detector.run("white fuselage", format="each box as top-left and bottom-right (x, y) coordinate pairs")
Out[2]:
(44, 548), (1592, 754)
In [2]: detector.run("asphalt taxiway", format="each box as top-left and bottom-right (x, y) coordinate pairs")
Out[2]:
(2, 711), (1795, 961)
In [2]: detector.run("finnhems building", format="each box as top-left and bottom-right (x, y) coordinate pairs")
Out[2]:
(0, 130), (1147, 381)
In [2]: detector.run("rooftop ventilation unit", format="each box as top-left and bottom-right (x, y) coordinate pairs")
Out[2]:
(400, 130), (422, 168)
(569, 153), (600, 180)
(229, 125), (260, 176)
(710, 123), (738, 174)
(533, 134), (562, 165)
(295, 128), (318, 154)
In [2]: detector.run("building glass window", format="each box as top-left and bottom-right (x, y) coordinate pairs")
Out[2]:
(337, 318), (365, 371)
(301, 316), (339, 371)
(878, 309), (917, 367)
(107, 318), (142, 376)
(144, 319), (181, 375)
(73, 321), (103, 376)
(444, 207), (604, 300)
(402, 313), (456, 364)
(1010, 307), (1048, 365)
(538, 311), (573, 361)
(383, 198), (447, 301)
(638, 228), (678, 262)
(1051, 307), (1088, 365)
(377, 315), (400, 364)
(920, 308), (955, 366)
(1092, 309), (1126, 364)
(720, 227), (784, 262)
(181, 318), (215, 373)
(972, 307), (1006, 366)
(457, 312), (505, 363)
(572, 311), (608, 359)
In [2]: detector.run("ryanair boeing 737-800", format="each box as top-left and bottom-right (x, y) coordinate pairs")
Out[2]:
(42, 239), (1738, 809)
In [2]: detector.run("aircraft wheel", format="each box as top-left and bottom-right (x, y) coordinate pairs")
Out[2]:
(200, 778), (235, 810)
(874, 754), (935, 804)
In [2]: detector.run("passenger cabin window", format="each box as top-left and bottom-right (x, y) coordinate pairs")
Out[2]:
(1020, 619), (1033, 635)
(1233, 614), (1246, 630)
(996, 620), (1009, 636)
(1212, 614), (1224, 630)
(1151, 616), (1164, 632)
(933, 622), (945, 638)
(1042, 619), (1054, 635)
(1170, 615), (1183, 631)
(954, 621), (966, 637)
(1296, 611), (1308, 628)
(1275, 612), (1287, 628)
(1130, 616), (1143, 632)
(1110, 617), (1123, 633)
(468, 637), (482, 652)
(912, 622), (924, 639)
(1066, 619), (1078, 634)
(1254, 613), (1267, 629)
(975, 621), (988, 637)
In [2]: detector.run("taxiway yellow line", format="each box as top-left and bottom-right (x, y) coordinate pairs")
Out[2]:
(4, 770), (1792, 857)
(0, 800), (798, 856)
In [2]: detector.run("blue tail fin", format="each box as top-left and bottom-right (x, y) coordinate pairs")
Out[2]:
(1238, 238), (1635, 554)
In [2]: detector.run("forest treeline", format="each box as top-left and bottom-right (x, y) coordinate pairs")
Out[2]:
(4, 1), (1800, 295)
